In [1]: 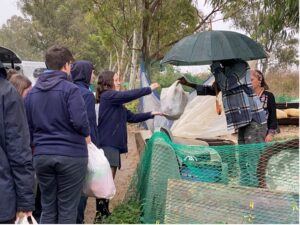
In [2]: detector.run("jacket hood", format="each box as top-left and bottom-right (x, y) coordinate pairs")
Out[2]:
(35, 70), (68, 91)
(71, 60), (94, 86)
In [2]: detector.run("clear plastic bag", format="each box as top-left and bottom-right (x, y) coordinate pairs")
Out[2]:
(83, 143), (116, 199)
(160, 81), (189, 120)
(15, 215), (38, 224)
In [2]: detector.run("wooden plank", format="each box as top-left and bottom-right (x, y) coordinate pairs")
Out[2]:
(165, 179), (299, 224)
(134, 130), (152, 156)
(278, 117), (299, 126)
(276, 102), (299, 109)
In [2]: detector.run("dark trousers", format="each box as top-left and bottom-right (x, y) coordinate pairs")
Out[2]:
(76, 196), (87, 224)
(238, 121), (267, 187)
(34, 155), (88, 224)
(33, 185), (42, 223)
(0, 218), (15, 224)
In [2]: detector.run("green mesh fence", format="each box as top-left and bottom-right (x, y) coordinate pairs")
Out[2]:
(275, 95), (299, 103)
(126, 131), (299, 224)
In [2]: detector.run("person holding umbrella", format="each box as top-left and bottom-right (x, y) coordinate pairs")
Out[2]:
(178, 59), (267, 142)
(161, 30), (270, 187)
(178, 58), (267, 187)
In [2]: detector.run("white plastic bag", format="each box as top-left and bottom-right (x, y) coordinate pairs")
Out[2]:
(160, 81), (188, 120)
(83, 143), (116, 199)
(15, 215), (38, 224)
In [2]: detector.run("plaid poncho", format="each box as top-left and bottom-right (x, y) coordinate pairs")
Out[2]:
(197, 60), (266, 131)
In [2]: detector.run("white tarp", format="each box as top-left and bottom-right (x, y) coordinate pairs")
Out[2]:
(171, 94), (233, 138)
(139, 65), (234, 138)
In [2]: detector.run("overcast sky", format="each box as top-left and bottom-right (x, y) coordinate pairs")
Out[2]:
(0, 0), (22, 26)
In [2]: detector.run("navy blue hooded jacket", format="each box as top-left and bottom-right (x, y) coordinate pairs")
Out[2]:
(71, 60), (97, 144)
(24, 70), (90, 157)
(97, 87), (154, 153)
(0, 72), (35, 221)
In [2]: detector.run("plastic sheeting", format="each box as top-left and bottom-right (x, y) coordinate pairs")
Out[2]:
(139, 63), (173, 131)
(139, 63), (234, 138)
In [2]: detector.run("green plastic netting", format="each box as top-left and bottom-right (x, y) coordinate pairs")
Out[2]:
(125, 131), (299, 224)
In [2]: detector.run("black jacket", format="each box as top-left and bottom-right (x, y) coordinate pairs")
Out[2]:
(0, 77), (35, 221)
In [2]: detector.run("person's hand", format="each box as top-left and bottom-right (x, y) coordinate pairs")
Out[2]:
(265, 134), (273, 142)
(177, 77), (189, 86)
(150, 83), (160, 90)
(151, 111), (164, 116)
(210, 61), (222, 72)
(16, 211), (32, 219)
(85, 135), (91, 144)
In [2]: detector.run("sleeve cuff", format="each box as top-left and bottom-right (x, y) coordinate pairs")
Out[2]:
(267, 129), (277, 136)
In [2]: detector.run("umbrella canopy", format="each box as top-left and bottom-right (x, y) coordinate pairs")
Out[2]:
(161, 30), (268, 66)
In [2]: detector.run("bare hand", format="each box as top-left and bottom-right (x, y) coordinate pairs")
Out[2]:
(177, 77), (189, 86)
(265, 134), (273, 142)
(16, 211), (32, 219)
(85, 136), (91, 144)
(150, 83), (160, 90)
(151, 111), (164, 116)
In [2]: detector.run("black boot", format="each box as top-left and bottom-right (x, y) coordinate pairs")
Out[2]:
(94, 198), (111, 223)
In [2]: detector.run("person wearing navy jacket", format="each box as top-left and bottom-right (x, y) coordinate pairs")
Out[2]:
(71, 60), (97, 224)
(24, 46), (91, 224)
(0, 62), (35, 223)
(94, 70), (163, 221)
(71, 60), (97, 145)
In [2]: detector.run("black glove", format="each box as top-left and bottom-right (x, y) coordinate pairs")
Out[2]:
(210, 61), (222, 72)
(177, 76), (189, 86)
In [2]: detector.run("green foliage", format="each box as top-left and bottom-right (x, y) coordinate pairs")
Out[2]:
(207, 0), (299, 72)
(125, 99), (139, 113)
(0, 16), (43, 60)
(18, 0), (109, 70)
(100, 201), (141, 224)
(83, 0), (199, 73)
(151, 64), (206, 95)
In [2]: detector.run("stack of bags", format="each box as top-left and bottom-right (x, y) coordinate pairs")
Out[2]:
(276, 108), (299, 119)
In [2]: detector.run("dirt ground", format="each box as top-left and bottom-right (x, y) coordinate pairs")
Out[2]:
(84, 124), (299, 223)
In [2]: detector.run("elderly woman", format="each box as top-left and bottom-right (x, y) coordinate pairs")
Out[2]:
(250, 69), (278, 142)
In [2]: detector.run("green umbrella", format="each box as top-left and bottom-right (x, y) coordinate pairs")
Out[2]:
(161, 30), (268, 66)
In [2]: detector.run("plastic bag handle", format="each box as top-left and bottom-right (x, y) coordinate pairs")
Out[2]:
(15, 215), (38, 224)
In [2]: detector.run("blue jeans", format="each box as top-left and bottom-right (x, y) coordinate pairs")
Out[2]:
(34, 155), (88, 224)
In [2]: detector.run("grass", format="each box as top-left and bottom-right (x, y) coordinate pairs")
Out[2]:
(99, 201), (141, 224)
(265, 71), (299, 102)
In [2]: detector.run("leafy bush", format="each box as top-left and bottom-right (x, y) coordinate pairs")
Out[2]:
(266, 71), (299, 102)
(101, 201), (141, 224)
(150, 64), (208, 95)
(125, 99), (139, 113)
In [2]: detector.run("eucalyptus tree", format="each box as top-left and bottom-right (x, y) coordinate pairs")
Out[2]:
(208, 0), (299, 73)
(19, 0), (110, 70)
(0, 15), (43, 60)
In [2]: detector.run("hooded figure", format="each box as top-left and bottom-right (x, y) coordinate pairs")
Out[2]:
(71, 60), (97, 144)
(71, 60), (97, 224)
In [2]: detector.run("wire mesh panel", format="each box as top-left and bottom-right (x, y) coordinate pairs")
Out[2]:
(126, 131), (299, 224)
(165, 179), (299, 224)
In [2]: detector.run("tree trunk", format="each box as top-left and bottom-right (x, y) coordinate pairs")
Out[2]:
(109, 52), (113, 70)
(261, 57), (269, 75)
(129, 29), (138, 89)
(142, 0), (150, 70)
